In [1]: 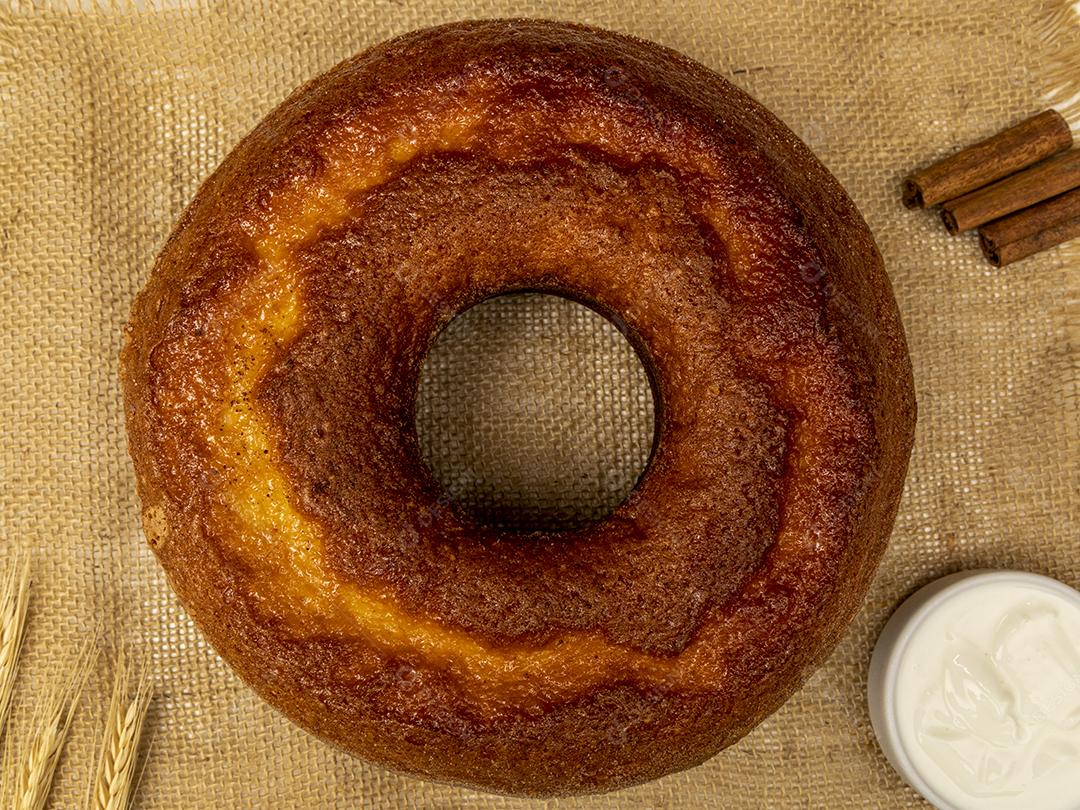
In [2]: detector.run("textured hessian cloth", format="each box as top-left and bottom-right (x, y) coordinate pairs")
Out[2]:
(1, 1), (1077, 807)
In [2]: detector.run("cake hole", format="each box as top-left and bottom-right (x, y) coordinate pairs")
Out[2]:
(415, 293), (656, 532)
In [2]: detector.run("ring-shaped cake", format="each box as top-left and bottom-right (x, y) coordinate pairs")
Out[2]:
(122, 19), (917, 796)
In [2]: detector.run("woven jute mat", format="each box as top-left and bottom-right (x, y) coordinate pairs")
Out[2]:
(1, 1), (1077, 807)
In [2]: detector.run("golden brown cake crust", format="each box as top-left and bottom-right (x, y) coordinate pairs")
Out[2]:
(121, 19), (916, 796)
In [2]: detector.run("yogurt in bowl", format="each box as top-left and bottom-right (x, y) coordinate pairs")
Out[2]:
(869, 570), (1080, 810)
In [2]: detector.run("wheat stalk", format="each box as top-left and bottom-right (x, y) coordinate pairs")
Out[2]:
(88, 651), (151, 810)
(1, 725), (18, 807)
(8, 643), (93, 810)
(0, 556), (31, 741)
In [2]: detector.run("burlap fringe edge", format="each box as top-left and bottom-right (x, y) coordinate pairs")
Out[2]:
(1037, 1), (1080, 425)
(1039, 1), (1080, 128)
(1060, 236), (1079, 425)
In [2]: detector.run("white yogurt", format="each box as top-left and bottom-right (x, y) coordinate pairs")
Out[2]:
(869, 571), (1080, 810)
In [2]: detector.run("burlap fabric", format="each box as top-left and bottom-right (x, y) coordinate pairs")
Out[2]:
(1, 1), (1076, 807)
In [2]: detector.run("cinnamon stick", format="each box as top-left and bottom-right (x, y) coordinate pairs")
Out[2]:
(979, 187), (1080, 267)
(941, 149), (1080, 234)
(902, 110), (1072, 208)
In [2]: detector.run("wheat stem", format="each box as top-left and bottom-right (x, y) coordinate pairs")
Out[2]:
(0, 556), (31, 741)
(88, 651), (151, 810)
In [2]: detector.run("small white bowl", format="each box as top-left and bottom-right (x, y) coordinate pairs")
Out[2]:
(868, 569), (1080, 810)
